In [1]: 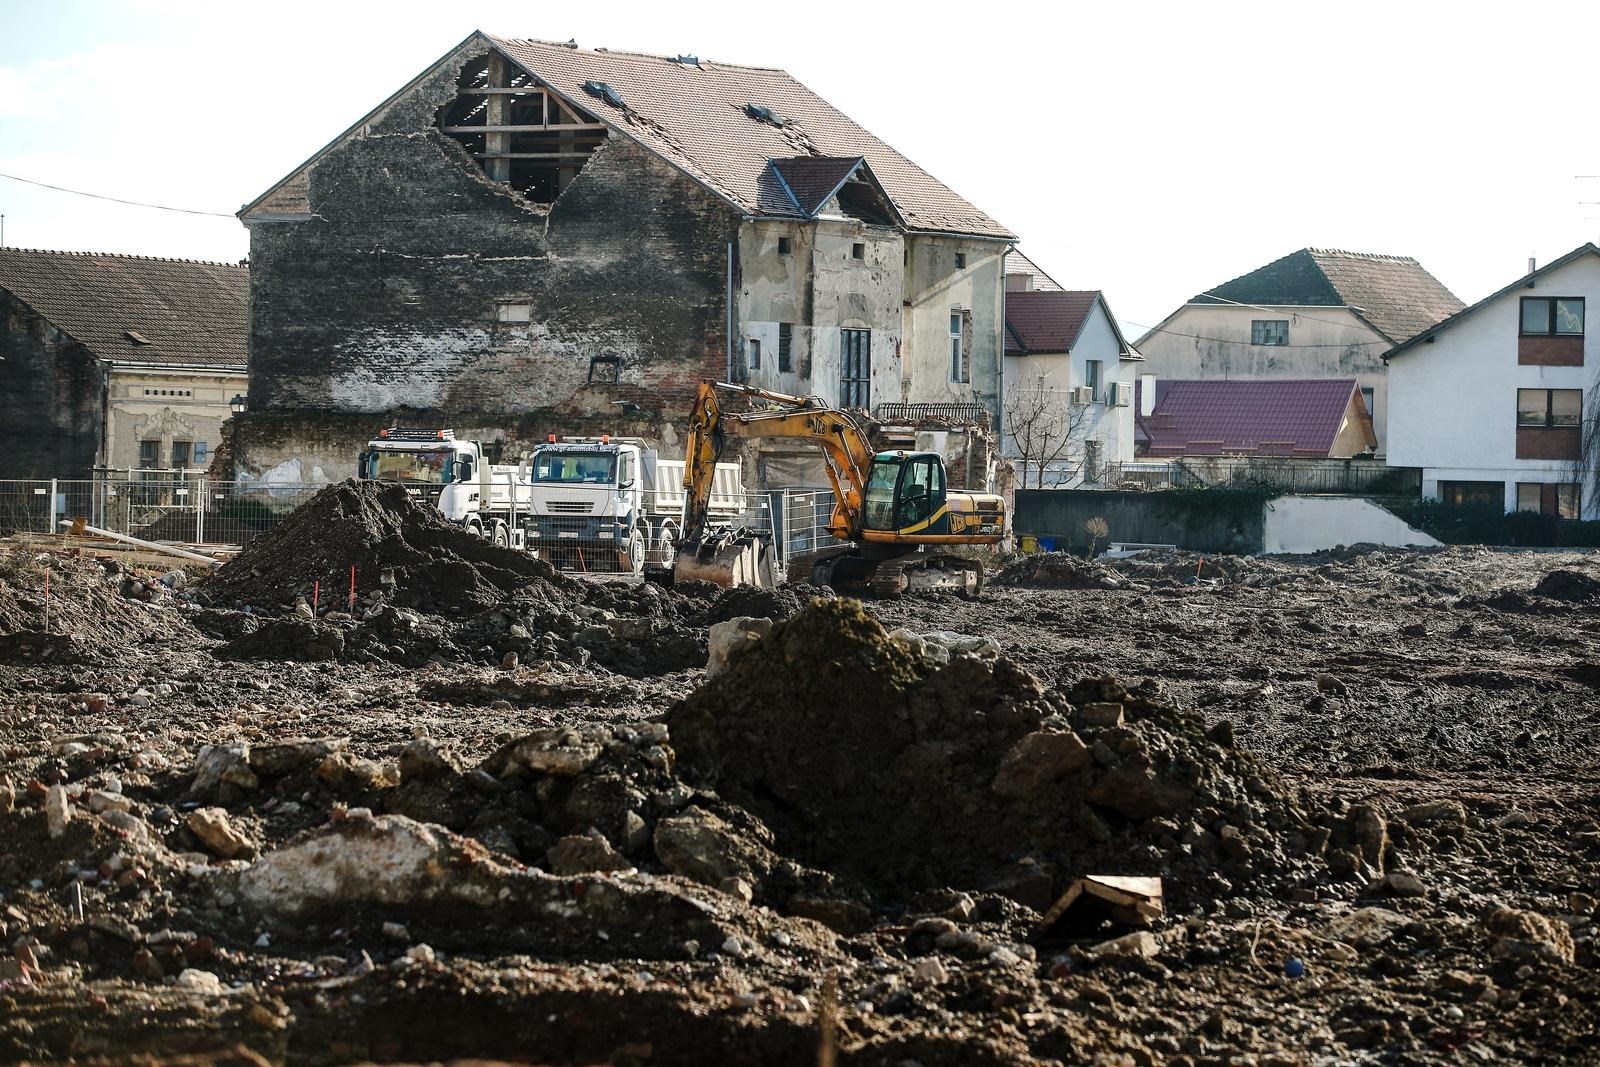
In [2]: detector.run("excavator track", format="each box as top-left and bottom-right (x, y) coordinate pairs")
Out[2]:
(868, 554), (985, 598)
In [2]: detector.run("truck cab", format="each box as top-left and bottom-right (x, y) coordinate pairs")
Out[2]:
(524, 436), (653, 571)
(358, 428), (487, 524)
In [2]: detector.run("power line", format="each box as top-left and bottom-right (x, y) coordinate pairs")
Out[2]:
(0, 170), (235, 218)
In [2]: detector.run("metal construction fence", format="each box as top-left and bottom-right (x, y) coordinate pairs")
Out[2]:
(0, 475), (849, 576)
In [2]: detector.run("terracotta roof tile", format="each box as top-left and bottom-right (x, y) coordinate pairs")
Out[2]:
(1194, 248), (1464, 344)
(1004, 290), (1100, 354)
(1138, 378), (1367, 457)
(0, 248), (248, 369)
(488, 36), (1013, 239)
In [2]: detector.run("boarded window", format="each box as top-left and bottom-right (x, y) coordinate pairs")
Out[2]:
(497, 302), (532, 323)
(778, 323), (793, 372)
(841, 329), (871, 409)
(747, 337), (761, 371)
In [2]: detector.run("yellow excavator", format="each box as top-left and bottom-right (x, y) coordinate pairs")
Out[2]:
(674, 381), (1007, 596)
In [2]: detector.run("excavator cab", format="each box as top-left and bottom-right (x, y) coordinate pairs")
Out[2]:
(863, 452), (947, 534)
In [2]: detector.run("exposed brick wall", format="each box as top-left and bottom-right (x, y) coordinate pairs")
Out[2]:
(1518, 335), (1584, 366)
(0, 291), (108, 478)
(1515, 426), (1580, 460)
(245, 48), (739, 461)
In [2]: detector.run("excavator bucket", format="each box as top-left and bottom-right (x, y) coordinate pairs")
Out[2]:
(673, 528), (778, 589)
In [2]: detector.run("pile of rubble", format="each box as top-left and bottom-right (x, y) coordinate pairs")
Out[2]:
(0, 548), (191, 664)
(201, 480), (561, 615)
(992, 552), (1131, 590)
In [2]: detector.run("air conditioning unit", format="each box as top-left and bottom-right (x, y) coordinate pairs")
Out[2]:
(1071, 386), (1094, 405)
(1112, 381), (1133, 408)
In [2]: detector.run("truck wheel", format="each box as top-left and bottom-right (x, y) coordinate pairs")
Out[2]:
(492, 522), (509, 548)
(625, 530), (646, 575)
(467, 519), (485, 539)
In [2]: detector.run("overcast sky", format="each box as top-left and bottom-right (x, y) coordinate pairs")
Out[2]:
(3, 0), (1598, 332)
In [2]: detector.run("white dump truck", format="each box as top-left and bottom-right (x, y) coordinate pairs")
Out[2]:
(356, 428), (748, 575)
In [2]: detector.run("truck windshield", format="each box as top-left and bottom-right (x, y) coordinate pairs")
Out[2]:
(371, 450), (453, 484)
(864, 458), (901, 530)
(533, 452), (616, 484)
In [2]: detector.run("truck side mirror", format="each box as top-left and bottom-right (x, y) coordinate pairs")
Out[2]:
(457, 459), (474, 482)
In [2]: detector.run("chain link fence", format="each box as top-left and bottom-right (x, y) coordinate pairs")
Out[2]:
(0, 477), (323, 547)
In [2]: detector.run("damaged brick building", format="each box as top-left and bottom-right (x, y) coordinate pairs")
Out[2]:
(238, 31), (1014, 486)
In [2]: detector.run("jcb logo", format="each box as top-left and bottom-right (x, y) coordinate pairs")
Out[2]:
(948, 514), (967, 532)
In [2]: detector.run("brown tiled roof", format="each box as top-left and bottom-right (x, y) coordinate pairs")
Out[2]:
(1194, 248), (1464, 344)
(1004, 250), (1063, 291)
(0, 248), (248, 370)
(1005, 290), (1099, 354)
(769, 156), (864, 216)
(488, 35), (1013, 239)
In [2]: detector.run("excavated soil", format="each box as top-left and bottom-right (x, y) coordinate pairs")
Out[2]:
(1, 533), (1598, 1065)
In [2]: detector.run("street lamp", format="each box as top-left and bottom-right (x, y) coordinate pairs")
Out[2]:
(229, 394), (247, 481)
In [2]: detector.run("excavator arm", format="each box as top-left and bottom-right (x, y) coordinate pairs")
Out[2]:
(680, 381), (877, 546)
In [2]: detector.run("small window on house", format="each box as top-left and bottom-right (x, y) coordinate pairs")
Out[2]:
(171, 441), (192, 468)
(841, 329), (871, 408)
(949, 312), (969, 384)
(138, 440), (161, 469)
(777, 236), (791, 255)
(193, 442), (209, 463)
(1517, 388), (1582, 427)
(497, 302), (532, 323)
(778, 322), (793, 372)
(851, 243), (865, 260)
(954, 252), (967, 269)
(1440, 480), (1504, 509)
(1361, 387), (1375, 416)
(1517, 482), (1581, 518)
(1521, 297), (1585, 336)
(1084, 359), (1103, 400)
(747, 337), (761, 370)
(1251, 320), (1289, 345)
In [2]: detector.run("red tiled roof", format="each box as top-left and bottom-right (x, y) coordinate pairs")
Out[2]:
(1137, 379), (1368, 457)
(0, 248), (248, 370)
(768, 156), (864, 215)
(488, 36), (1014, 239)
(1004, 290), (1100, 354)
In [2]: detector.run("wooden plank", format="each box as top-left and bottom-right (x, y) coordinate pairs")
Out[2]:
(442, 123), (607, 134)
(471, 152), (600, 160)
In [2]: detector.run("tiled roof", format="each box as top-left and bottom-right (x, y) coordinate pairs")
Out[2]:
(0, 248), (248, 370)
(1137, 378), (1367, 457)
(1193, 248), (1464, 344)
(1387, 242), (1600, 358)
(1005, 290), (1099, 354)
(768, 156), (864, 216)
(1005, 250), (1063, 291)
(487, 35), (1014, 239)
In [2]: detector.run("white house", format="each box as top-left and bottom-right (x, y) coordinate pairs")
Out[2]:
(1136, 248), (1464, 455)
(1002, 282), (1140, 488)
(1385, 242), (1600, 518)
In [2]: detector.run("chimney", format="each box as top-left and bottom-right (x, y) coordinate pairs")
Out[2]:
(1529, 256), (1537, 274)
(1139, 373), (1157, 416)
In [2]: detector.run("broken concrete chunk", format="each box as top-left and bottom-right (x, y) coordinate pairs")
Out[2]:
(653, 807), (768, 888)
(174, 968), (226, 995)
(511, 728), (602, 776)
(1483, 907), (1575, 965)
(706, 617), (772, 678)
(399, 737), (460, 782)
(1038, 876), (1164, 935)
(187, 807), (257, 860)
(248, 737), (348, 777)
(990, 730), (1090, 798)
(191, 744), (250, 796)
(0, 775), (14, 816)
(1328, 907), (1410, 947)
(1400, 799), (1468, 828)
(547, 832), (632, 875)
(1079, 703), (1125, 729)
(889, 628), (1000, 665)
(1090, 930), (1160, 959)
(44, 785), (71, 839)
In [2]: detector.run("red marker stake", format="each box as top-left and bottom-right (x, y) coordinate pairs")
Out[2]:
(43, 568), (51, 634)
(348, 565), (356, 612)
(313, 579), (320, 615)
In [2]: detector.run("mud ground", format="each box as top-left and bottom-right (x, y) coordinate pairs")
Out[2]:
(1, 521), (1597, 1065)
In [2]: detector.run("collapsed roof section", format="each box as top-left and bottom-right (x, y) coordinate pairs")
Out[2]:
(243, 31), (1014, 240)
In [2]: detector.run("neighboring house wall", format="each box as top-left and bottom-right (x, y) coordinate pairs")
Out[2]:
(1138, 305), (1389, 452)
(104, 368), (249, 473)
(0, 290), (108, 479)
(1387, 254), (1600, 518)
(903, 236), (1005, 415)
(1002, 301), (1136, 487)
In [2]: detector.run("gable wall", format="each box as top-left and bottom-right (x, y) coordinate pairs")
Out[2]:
(0, 291), (108, 479)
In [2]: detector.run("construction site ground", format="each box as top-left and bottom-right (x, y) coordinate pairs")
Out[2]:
(1, 484), (1597, 1066)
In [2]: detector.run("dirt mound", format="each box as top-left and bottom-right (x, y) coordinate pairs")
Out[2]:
(1531, 568), (1600, 602)
(992, 552), (1128, 590)
(704, 582), (805, 623)
(0, 548), (187, 647)
(668, 599), (1308, 908)
(203, 480), (566, 614)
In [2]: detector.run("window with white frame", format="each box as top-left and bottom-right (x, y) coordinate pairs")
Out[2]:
(1084, 359), (1103, 401)
(1251, 319), (1289, 345)
(949, 312), (968, 383)
(747, 337), (761, 371)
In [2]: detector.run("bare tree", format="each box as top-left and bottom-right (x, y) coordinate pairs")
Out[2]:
(1003, 370), (1091, 490)
(1571, 382), (1600, 518)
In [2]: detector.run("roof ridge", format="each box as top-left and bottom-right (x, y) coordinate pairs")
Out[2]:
(0, 247), (248, 270)
(1306, 247), (1420, 264)
(486, 34), (789, 73)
